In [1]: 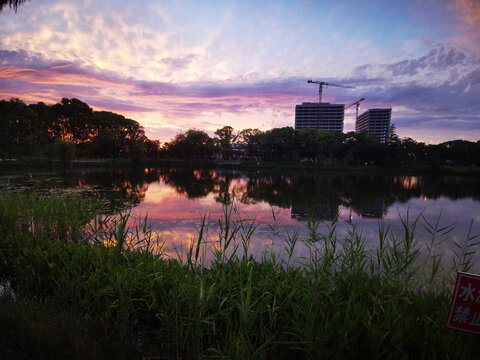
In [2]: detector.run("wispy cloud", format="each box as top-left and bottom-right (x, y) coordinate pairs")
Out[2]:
(1, 42), (479, 141)
(348, 44), (480, 133)
(386, 46), (468, 77)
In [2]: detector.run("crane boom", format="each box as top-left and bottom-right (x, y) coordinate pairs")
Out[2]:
(346, 98), (366, 131)
(307, 79), (355, 129)
(346, 97), (366, 109)
(307, 79), (355, 104)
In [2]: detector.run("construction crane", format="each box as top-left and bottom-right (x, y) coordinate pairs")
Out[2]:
(346, 98), (366, 131)
(307, 80), (355, 129)
(307, 80), (355, 105)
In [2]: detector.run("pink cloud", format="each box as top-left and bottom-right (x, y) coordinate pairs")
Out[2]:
(1, 44), (479, 143)
(449, 0), (480, 46)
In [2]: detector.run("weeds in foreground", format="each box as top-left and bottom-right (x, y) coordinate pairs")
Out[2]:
(0, 191), (102, 243)
(1, 192), (479, 359)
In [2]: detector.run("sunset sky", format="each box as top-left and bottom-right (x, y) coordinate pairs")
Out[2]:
(1, 0), (479, 143)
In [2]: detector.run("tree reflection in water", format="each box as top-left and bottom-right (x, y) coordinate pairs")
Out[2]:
(148, 168), (480, 220)
(1, 167), (479, 262)
(2, 167), (480, 219)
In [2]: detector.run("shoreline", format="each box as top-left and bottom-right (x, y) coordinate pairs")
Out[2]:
(1, 157), (479, 176)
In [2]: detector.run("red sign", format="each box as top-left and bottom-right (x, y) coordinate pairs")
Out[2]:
(446, 272), (480, 334)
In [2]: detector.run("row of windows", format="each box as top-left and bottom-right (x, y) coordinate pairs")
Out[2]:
(296, 121), (344, 124)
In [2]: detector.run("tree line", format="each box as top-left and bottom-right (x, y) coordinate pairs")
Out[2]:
(2, 97), (480, 167)
(0, 98), (161, 161)
(163, 126), (480, 167)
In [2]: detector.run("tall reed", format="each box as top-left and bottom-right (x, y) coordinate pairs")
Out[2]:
(0, 191), (102, 243)
(1, 191), (479, 359)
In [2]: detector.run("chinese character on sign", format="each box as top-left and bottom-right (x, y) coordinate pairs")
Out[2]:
(453, 306), (470, 324)
(469, 312), (480, 327)
(446, 272), (480, 334)
(459, 283), (476, 301)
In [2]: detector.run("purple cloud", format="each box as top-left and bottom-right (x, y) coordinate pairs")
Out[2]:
(346, 44), (480, 130)
(386, 46), (468, 76)
(1, 44), (479, 141)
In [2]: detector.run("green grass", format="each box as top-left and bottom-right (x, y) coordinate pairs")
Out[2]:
(0, 191), (103, 243)
(1, 191), (479, 359)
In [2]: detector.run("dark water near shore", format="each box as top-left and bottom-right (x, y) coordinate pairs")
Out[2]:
(1, 167), (480, 265)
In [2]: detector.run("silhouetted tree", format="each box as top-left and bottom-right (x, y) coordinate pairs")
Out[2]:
(340, 131), (382, 165)
(262, 127), (297, 161)
(28, 102), (54, 154)
(92, 110), (146, 158)
(51, 98), (94, 144)
(3, 96), (480, 167)
(388, 123), (400, 144)
(239, 128), (264, 159)
(0, 0), (28, 12)
(130, 142), (145, 164)
(214, 126), (238, 159)
(165, 129), (214, 159)
(0, 98), (36, 157)
(55, 139), (76, 164)
(143, 139), (161, 158)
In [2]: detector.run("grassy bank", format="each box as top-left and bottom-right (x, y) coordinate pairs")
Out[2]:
(2, 157), (480, 177)
(141, 158), (480, 175)
(1, 192), (479, 359)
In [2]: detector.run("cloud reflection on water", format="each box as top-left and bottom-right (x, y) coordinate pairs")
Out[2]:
(1, 167), (479, 269)
(129, 177), (480, 270)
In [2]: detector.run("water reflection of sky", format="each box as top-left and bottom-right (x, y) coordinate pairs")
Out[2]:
(132, 181), (480, 271)
(134, 182), (293, 260)
(2, 168), (479, 271)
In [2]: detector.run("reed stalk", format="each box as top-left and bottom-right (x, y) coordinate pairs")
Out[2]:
(1, 191), (479, 359)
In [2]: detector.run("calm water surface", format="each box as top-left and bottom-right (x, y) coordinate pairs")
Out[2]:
(2, 167), (480, 265)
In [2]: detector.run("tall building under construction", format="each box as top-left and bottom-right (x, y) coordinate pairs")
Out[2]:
(295, 102), (345, 131)
(355, 108), (391, 142)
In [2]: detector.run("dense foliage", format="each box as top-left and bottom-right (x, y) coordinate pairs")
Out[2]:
(0, 98), (161, 160)
(164, 125), (480, 167)
(2, 97), (480, 167)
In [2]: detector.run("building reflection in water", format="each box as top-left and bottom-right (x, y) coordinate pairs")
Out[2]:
(358, 198), (387, 219)
(2, 167), (479, 268)
(291, 205), (339, 222)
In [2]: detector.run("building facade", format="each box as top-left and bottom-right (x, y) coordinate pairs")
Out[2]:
(356, 108), (391, 142)
(295, 102), (345, 132)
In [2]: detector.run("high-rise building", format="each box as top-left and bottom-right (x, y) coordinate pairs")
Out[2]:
(295, 102), (345, 131)
(356, 108), (391, 142)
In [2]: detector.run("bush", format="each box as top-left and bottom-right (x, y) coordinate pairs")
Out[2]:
(55, 139), (76, 164)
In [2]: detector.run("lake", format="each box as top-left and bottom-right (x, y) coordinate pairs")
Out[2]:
(1, 166), (479, 268)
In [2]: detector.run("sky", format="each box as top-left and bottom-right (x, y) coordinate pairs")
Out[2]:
(1, 0), (479, 144)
